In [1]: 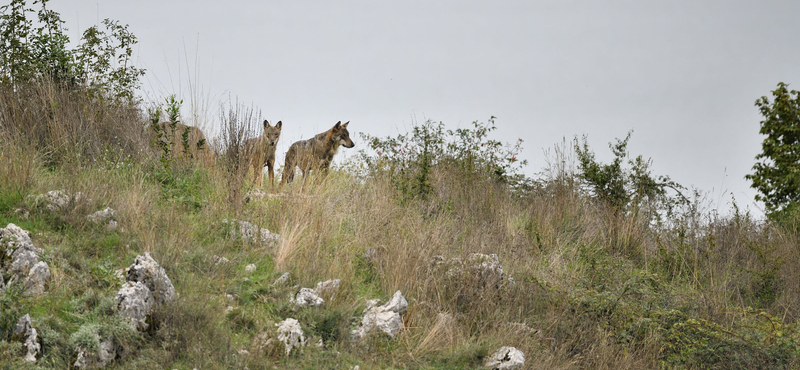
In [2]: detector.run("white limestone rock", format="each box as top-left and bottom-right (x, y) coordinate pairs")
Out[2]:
(28, 190), (71, 211)
(87, 207), (118, 231)
(223, 219), (280, 244)
(245, 263), (256, 273)
(432, 253), (512, 287)
(125, 253), (176, 305)
(351, 291), (408, 340)
(484, 346), (525, 370)
(74, 336), (116, 369)
(467, 253), (505, 284)
(1, 223), (35, 252)
(291, 288), (324, 308)
(1, 223), (49, 296)
(276, 318), (305, 356)
(314, 279), (341, 296)
(273, 272), (290, 285)
(212, 255), (230, 265)
(12, 314), (40, 363)
(24, 261), (51, 296)
(115, 282), (154, 330)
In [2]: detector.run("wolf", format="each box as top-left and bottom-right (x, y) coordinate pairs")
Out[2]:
(281, 121), (354, 186)
(244, 120), (282, 191)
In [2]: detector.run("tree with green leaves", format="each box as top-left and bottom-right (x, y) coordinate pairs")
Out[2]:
(0, 0), (144, 101)
(746, 82), (800, 219)
(574, 132), (687, 219)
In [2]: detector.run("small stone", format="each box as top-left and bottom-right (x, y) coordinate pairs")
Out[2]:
(291, 288), (324, 308)
(485, 346), (525, 370)
(313, 279), (341, 296)
(212, 255), (230, 265)
(273, 272), (290, 285)
(223, 219), (280, 245)
(245, 263), (256, 273)
(351, 291), (408, 340)
(87, 207), (117, 225)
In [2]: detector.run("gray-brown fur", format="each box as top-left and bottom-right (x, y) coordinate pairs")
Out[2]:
(281, 121), (354, 186)
(245, 120), (282, 191)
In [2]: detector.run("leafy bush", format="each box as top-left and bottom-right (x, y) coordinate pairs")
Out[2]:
(357, 117), (529, 200)
(574, 132), (688, 220)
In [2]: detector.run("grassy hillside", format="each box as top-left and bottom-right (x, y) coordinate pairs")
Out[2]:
(2, 81), (800, 370)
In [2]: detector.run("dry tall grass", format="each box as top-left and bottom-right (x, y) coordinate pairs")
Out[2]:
(2, 82), (800, 369)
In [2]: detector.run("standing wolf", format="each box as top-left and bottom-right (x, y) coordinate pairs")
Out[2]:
(281, 121), (354, 186)
(245, 120), (282, 191)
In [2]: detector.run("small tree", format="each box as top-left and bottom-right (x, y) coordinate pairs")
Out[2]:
(745, 82), (800, 219)
(574, 132), (687, 219)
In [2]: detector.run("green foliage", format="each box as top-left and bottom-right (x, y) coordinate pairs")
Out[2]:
(746, 82), (800, 222)
(149, 166), (210, 211)
(663, 311), (800, 369)
(0, 0), (143, 100)
(358, 117), (529, 200)
(149, 95), (187, 167)
(74, 18), (144, 102)
(574, 132), (687, 217)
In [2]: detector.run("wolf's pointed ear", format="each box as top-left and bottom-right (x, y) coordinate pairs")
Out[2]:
(342, 121), (349, 128)
(263, 120), (270, 128)
(276, 121), (282, 129)
(334, 121), (342, 130)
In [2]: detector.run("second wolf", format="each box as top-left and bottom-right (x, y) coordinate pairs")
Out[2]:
(281, 121), (354, 186)
(245, 120), (282, 192)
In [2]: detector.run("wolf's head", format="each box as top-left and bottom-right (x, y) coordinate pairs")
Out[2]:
(263, 120), (282, 146)
(332, 121), (354, 148)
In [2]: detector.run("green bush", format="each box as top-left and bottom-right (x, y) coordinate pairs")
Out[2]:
(357, 117), (529, 200)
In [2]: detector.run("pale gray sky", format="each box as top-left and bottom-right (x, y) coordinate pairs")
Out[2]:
(52, 1), (800, 215)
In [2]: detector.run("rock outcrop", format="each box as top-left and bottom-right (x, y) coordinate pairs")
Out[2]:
(87, 207), (118, 231)
(125, 253), (176, 305)
(314, 279), (341, 296)
(27, 190), (90, 212)
(115, 253), (175, 330)
(351, 290), (408, 340)
(115, 282), (155, 330)
(223, 219), (280, 245)
(290, 278), (342, 308)
(276, 318), (305, 356)
(1, 223), (51, 296)
(432, 253), (513, 288)
(484, 346), (525, 370)
(12, 314), (41, 363)
(291, 288), (324, 308)
(73, 335), (116, 369)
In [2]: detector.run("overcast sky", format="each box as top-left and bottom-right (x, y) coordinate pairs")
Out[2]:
(51, 0), (800, 215)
